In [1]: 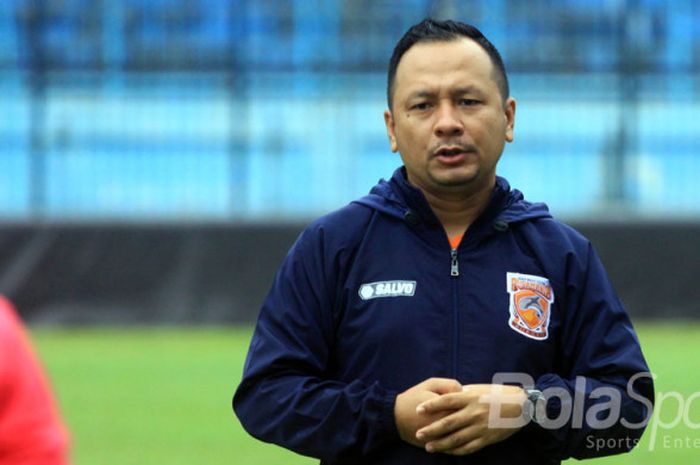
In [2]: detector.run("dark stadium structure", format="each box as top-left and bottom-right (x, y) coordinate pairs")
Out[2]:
(0, 0), (698, 322)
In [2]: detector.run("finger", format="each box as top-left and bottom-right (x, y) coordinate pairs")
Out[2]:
(463, 383), (525, 402)
(416, 407), (474, 440)
(444, 437), (486, 456)
(420, 377), (462, 395)
(417, 391), (468, 414)
(462, 383), (499, 391)
(424, 424), (482, 454)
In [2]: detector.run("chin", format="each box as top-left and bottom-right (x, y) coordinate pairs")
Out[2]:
(431, 170), (479, 187)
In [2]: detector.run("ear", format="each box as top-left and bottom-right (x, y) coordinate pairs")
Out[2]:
(383, 109), (399, 152)
(504, 97), (516, 143)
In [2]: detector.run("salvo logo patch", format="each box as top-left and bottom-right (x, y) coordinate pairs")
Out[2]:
(506, 272), (554, 340)
(359, 280), (416, 300)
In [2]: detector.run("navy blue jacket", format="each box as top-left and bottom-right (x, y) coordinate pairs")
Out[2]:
(234, 168), (653, 464)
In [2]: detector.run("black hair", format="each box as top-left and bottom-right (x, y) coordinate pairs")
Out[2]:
(386, 18), (509, 110)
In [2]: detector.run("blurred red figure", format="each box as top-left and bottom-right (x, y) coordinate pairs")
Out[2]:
(0, 296), (70, 464)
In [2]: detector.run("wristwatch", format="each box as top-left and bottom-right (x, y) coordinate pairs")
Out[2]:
(522, 388), (546, 424)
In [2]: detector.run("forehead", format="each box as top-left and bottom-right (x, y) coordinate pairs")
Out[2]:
(394, 38), (497, 98)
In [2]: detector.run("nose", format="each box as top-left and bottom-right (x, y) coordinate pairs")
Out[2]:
(433, 103), (463, 138)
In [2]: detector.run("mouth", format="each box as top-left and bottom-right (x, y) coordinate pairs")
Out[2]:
(433, 146), (475, 165)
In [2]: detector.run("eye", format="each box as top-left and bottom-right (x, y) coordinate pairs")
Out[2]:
(411, 102), (432, 111)
(459, 98), (480, 106)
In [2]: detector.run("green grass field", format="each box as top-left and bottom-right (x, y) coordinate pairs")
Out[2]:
(30, 323), (700, 465)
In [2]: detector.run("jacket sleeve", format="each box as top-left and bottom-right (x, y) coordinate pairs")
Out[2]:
(527, 241), (654, 460)
(232, 226), (399, 461)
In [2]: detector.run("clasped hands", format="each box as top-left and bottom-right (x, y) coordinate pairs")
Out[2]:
(394, 378), (527, 456)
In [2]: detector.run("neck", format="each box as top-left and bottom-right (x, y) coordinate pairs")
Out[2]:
(414, 176), (496, 238)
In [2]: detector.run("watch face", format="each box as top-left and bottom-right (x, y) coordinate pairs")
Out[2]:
(526, 390), (545, 424)
(534, 396), (547, 423)
(522, 398), (534, 421)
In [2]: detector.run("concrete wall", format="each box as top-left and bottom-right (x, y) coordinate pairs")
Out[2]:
(0, 222), (697, 324)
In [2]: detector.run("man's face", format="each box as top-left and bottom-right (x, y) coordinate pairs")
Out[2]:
(384, 38), (516, 196)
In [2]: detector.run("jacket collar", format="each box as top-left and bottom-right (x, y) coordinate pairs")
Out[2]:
(388, 166), (511, 232)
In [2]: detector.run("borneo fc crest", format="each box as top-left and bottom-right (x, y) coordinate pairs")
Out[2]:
(506, 272), (554, 340)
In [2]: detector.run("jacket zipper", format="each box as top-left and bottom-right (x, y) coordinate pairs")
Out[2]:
(450, 249), (459, 276)
(451, 247), (459, 379)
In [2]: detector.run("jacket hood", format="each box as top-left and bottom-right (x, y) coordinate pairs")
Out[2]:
(352, 167), (551, 229)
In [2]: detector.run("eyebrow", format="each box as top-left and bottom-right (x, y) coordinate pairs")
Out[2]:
(452, 86), (483, 97)
(406, 86), (484, 101)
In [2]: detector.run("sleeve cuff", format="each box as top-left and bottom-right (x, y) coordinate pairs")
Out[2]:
(379, 390), (400, 440)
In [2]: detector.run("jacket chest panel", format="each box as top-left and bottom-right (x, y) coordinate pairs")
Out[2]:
(329, 229), (561, 386)
(332, 244), (453, 387)
(454, 251), (560, 381)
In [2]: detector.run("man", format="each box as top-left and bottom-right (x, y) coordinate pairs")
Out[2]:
(0, 296), (70, 464)
(234, 19), (653, 464)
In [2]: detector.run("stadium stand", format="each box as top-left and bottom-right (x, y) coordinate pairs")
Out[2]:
(0, 0), (699, 220)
